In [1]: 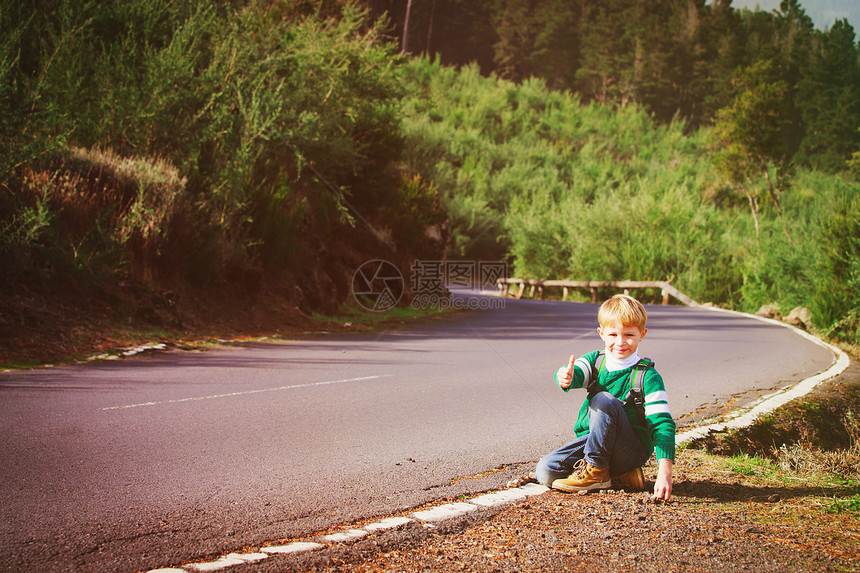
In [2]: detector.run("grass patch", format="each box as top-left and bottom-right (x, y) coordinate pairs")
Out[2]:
(671, 446), (859, 566)
(724, 452), (776, 478)
(827, 494), (860, 515)
(688, 364), (860, 532)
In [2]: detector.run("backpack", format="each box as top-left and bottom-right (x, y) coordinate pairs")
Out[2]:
(587, 351), (653, 427)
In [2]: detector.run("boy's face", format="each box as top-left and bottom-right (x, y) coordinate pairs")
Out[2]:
(597, 320), (647, 360)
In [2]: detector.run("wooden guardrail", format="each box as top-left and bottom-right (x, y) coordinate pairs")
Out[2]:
(496, 278), (698, 307)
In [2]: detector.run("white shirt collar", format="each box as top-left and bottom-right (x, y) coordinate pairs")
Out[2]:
(604, 352), (641, 372)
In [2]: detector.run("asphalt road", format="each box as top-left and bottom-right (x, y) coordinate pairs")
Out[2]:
(0, 294), (837, 572)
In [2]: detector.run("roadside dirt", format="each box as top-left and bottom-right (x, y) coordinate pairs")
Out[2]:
(234, 449), (857, 573)
(0, 275), (431, 368)
(337, 454), (856, 572)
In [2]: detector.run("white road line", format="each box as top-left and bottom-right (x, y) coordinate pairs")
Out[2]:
(363, 516), (413, 532)
(101, 375), (390, 411)
(319, 529), (368, 543)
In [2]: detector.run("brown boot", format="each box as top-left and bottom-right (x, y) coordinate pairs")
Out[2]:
(616, 466), (646, 491)
(551, 460), (611, 492)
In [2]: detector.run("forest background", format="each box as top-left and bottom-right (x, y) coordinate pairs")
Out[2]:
(1, 0), (859, 364)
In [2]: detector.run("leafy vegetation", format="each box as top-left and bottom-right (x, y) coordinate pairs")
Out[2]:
(689, 373), (860, 522)
(0, 1), (445, 322)
(397, 55), (860, 345)
(692, 373), (860, 481)
(367, 0), (860, 164)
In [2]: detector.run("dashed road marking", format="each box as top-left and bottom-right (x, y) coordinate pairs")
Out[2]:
(363, 516), (413, 532)
(470, 487), (529, 507)
(102, 375), (390, 411)
(410, 501), (479, 522)
(184, 552), (267, 571)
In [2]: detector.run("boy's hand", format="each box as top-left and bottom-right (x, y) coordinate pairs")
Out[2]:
(557, 354), (576, 389)
(652, 459), (673, 500)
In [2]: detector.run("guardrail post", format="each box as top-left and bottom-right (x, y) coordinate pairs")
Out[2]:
(562, 287), (569, 302)
(590, 287), (598, 303)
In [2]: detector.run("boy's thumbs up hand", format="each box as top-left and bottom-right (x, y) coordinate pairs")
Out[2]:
(557, 354), (576, 389)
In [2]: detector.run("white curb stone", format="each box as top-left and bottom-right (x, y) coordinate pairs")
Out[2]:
(518, 483), (550, 495)
(225, 553), (267, 563)
(260, 542), (324, 554)
(470, 488), (529, 507)
(185, 555), (248, 572)
(411, 502), (478, 522)
(319, 529), (368, 543)
(363, 516), (413, 532)
(146, 569), (187, 573)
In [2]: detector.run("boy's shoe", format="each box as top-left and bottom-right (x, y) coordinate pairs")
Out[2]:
(615, 466), (646, 491)
(551, 460), (611, 492)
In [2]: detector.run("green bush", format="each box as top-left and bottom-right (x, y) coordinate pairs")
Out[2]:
(400, 56), (747, 304)
(809, 181), (860, 344)
(1, 1), (435, 307)
(1, 147), (186, 285)
(1, 0), (857, 345)
(399, 54), (858, 344)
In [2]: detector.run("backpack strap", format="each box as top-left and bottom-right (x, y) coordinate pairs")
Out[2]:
(587, 351), (606, 394)
(625, 357), (653, 427)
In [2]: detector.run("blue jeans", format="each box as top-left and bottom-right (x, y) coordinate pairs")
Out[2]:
(535, 392), (651, 486)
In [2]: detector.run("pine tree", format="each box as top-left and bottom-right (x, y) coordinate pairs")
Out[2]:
(797, 19), (860, 170)
(711, 60), (792, 238)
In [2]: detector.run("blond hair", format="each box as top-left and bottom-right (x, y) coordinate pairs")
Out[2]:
(598, 294), (648, 330)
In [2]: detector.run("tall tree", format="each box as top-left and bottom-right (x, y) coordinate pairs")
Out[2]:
(796, 19), (860, 170)
(693, 0), (746, 122)
(491, 0), (579, 89)
(576, 0), (632, 104)
(711, 59), (792, 238)
(773, 0), (815, 155)
(402, 0), (413, 53)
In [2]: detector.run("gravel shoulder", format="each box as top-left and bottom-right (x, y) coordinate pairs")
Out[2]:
(240, 449), (857, 573)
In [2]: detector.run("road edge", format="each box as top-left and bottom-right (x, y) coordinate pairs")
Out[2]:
(675, 305), (852, 445)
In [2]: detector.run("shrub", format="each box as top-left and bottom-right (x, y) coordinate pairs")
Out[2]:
(1, 147), (186, 285)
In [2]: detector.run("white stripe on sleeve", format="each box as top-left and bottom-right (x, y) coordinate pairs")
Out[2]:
(645, 390), (668, 404)
(644, 403), (672, 416)
(574, 357), (593, 386)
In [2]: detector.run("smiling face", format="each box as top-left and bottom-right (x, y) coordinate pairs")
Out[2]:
(597, 320), (647, 360)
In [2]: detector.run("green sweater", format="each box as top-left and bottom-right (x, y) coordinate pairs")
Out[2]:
(554, 350), (676, 462)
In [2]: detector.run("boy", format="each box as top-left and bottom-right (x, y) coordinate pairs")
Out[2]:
(535, 294), (675, 500)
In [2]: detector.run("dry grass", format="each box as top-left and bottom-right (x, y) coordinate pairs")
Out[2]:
(775, 411), (860, 480)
